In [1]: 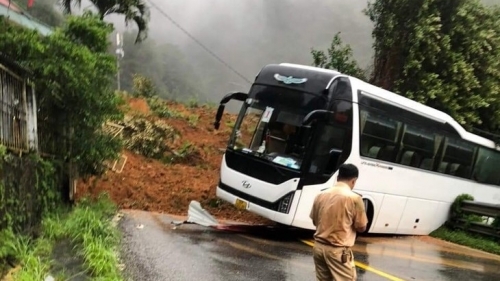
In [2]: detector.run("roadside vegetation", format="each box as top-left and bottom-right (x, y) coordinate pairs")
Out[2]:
(0, 9), (131, 281)
(430, 194), (500, 256)
(430, 227), (500, 256)
(0, 193), (123, 281)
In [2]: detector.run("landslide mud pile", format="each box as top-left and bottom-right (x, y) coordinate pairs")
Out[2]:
(77, 96), (271, 224)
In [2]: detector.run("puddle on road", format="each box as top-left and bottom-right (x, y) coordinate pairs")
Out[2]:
(354, 235), (500, 274)
(359, 235), (500, 262)
(346, 236), (500, 281)
(134, 207), (500, 281)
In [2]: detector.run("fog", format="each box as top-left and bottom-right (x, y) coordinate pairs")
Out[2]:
(73, 0), (498, 108)
(78, 0), (370, 104)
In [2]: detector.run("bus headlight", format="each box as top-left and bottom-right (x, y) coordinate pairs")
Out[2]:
(277, 192), (294, 214)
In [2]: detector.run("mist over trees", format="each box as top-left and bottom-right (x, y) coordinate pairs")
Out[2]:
(14, 0), (64, 26)
(117, 31), (208, 101)
(366, 0), (500, 133)
(108, 0), (376, 103)
(311, 32), (367, 81)
(11, 0), (500, 132)
(60, 0), (150, 42)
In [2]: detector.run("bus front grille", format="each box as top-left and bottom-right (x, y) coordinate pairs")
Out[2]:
(218, 181), (295, 214)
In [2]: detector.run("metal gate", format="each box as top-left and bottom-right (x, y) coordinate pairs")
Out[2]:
(0, 61), (37, 152)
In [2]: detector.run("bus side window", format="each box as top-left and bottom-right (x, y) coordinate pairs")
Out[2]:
(473, 148), (500, 185)
(438, 137), (476, 179)
(330, 77), (353, 127)
(359, 109), (401, 163)
(398, 126), (436, 169)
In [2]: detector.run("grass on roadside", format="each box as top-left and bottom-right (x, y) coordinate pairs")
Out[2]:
(0, 192), (123, 281)
(430, 225), (500, 256)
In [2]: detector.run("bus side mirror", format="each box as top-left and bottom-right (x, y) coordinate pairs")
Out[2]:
(329, 148), (342, 156)
(214, 105), (225, 130)
(214, 92), (248, 130)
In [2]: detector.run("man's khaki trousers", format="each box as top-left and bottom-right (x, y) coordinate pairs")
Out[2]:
(313, 242), (357, 281)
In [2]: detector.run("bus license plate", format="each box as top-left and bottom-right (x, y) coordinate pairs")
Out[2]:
(235, 198), (248, 210)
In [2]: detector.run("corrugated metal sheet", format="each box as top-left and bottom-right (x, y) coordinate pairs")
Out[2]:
(0, 0), (21, 12)
(0, 2), (53, 35)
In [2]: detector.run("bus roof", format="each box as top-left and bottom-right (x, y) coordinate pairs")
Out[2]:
(255, 63), (340, 94)
(278, 62), (499, 150)
(279, 63), (341, 76)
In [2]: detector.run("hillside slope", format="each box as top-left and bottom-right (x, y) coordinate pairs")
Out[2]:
(76, 96), (271, 225)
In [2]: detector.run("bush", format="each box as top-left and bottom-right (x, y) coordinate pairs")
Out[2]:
(450, 193), (474, 219)
(0, 12), (123, 177)
(118, 115), (178, 159)
(132, 74), (157, 98)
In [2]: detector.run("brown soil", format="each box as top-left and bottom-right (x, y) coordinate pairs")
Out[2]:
(127, 97), (150, 115)
(76, 97), (272, 225)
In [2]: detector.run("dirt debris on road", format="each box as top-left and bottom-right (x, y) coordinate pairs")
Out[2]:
(76, 96), (272, 225)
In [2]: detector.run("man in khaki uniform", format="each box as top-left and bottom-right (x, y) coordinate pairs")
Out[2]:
(309, 164), (368, 281)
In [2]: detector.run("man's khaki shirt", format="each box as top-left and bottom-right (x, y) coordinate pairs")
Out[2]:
(309, 182), (368, 248)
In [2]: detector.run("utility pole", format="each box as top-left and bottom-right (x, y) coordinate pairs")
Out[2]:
(115, 32), (124, 91)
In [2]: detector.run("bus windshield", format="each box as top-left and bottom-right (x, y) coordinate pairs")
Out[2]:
(229, 85), (327, 170)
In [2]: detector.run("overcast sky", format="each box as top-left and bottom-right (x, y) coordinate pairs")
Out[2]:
(89, 0), (374, 86)
(73, 0), (500, 105)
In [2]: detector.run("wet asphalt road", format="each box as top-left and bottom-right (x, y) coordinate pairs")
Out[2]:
(118, 210), (500, 281)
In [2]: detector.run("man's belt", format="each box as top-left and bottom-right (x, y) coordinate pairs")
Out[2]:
(315, 240), (351, 249)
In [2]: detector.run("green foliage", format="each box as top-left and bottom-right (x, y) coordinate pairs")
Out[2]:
(61, 0), (150, 43)
(13, 254), (51, 281)
(2, 193), (122, 280)
(492, 217), (500, 229)
(448, 193), (487, 228)
(116, 111), (204, 165)
(119, 115), (179, 159)
(147, 97), (182, 119)
(63, 12), (115, 53)
(173, 141), (202, 165)
(132, 73), (157, 98)
(186, 98), (200, 108)
(365, 0), (500, 132)
(147, 96), (201, 127)
(187, 115), (199, 127)
(0, 145), (6, 158)
(0, 153), (61, 234)
(65, 194), (121, 278)
(33, 155), (60, 217)
(0, 228), (17, 263)
(450, 193), (474, 219)
(311, 32), (366, 80)
(0, 227), (52, 281)
(0, 13), (123, 177)
(430, 226), (500, 255)
(483, 0), (500, 6)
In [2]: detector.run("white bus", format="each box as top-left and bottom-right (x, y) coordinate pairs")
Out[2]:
(213, 63), (500, 235)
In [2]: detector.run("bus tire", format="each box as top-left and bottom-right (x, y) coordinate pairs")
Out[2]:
(362, 199), (374, 234)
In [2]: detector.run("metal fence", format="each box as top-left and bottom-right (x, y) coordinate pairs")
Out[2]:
(0, 54), (39, 153)
(449, 200), (500, 239)
(0, 63), (30, 152)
